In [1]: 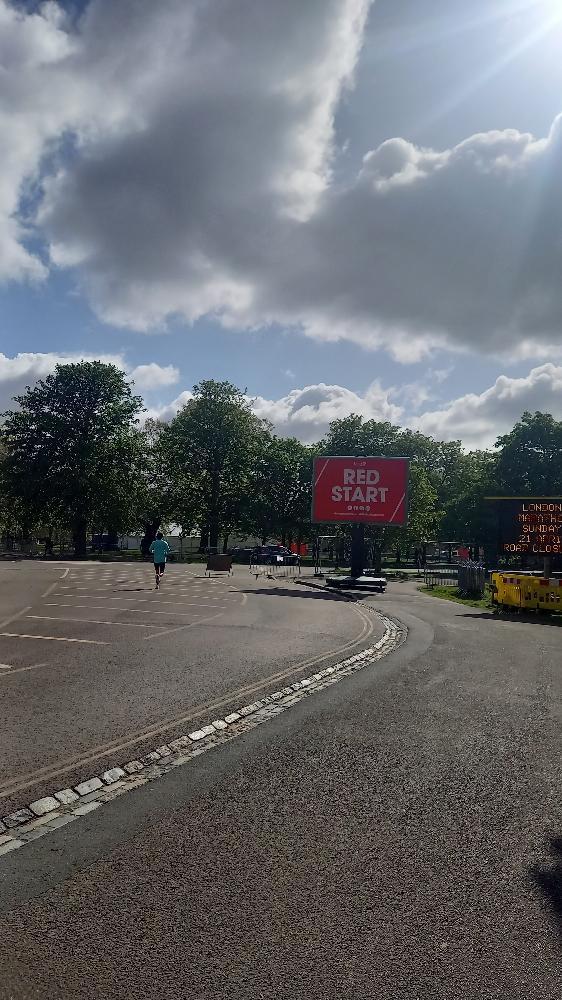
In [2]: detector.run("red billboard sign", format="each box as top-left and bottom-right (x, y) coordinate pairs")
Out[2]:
(312, 456), (409, 526)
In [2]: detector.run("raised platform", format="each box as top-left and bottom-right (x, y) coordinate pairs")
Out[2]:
(326, 575), (387, 592)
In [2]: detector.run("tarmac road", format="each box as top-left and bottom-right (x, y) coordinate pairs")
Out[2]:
(1, 580), (562, 998)
(0, 562), (377, 814)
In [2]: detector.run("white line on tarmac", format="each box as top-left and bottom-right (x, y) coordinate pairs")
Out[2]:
(0, 606), (32, 630)
(44, 603), (206, 618)
(25, 615), (161, 629)
(142, 611), (224, 641)
(0, 662), (49, 679)
(41, 566), (69, 599)
(48, 595), (230, 608)
(0, 633), (107, 644)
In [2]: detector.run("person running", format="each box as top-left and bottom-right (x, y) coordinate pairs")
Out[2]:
(149, 531), (171, 589)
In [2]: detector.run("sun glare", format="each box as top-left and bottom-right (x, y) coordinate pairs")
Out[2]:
(533, 0), (562, 23)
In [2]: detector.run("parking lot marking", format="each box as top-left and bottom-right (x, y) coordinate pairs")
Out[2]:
(41, 567), (69, 598)
(49, 595), (231, 608)
(0, 633), (107, 644)
(44, 603), (206, 618)
(142, 611), (224, 641)
(0, 662), (49, 679)
(26, 615), (161, 629)
(0, 606), (33, 630)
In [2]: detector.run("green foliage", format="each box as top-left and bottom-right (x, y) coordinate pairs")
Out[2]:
(495, 411), (562, 495)
(1, 361), (143, 554)
(165, 380), (268, 547)
(244, 435), (313, 542)
(0, 363), (560, 566)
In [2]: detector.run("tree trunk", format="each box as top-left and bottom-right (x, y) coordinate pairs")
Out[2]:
(208, 468), (221, 552)
(73, 518), (88, 558)
(107, 527), (119, 550)
(222, 534), (229, 554)
(198, 527), (209, 553)
(141, 519), (160, 557)
(209, 519), (220, 551)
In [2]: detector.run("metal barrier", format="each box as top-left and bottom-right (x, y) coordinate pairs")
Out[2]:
(457, 562), (486, 598)
(424, 568), (458, 589)
(249, 554), (301, 579)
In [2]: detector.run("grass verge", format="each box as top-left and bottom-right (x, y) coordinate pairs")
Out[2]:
(418, 585), (493, 610)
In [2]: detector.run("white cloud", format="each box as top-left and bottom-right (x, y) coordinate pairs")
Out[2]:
(35, 0), (371, 329)
(251, 382), (403, 442)
(0, 351), (182, 412)
(414, 364), (562, 448)
(143, 390), (193, 424)
(6, 1), (562, 364)
(0, 350), (124, 411)
(130, 363), (179, 389)
(147, 365), (562, 448)
(144, 381), (402, 440)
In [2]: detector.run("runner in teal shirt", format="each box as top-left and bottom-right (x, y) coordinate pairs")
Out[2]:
(149, 532), (171, 589)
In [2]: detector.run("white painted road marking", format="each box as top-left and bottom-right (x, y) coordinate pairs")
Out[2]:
(49, 595), (230, 608)
(44, 603), (205, 618)
(26, 615), (161, 629)
(0, 662), (49, 679)
(0, 633), (107, 645)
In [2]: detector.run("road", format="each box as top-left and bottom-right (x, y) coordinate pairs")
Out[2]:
(1, 574), (562, 998)
(0, 562), (377, 813)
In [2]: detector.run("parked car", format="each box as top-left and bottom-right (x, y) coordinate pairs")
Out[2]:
(90, 533), (120, 552)
(251, 544), (298, 565)
(229, 547), (254, 563)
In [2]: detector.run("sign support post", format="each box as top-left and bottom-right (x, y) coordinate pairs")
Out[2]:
(350, 524), (365, 578)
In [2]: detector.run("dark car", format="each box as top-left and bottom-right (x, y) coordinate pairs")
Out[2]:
(90, 533), (120, 552)
(229, 547), (254, 563)
(252, 544), (298, 565)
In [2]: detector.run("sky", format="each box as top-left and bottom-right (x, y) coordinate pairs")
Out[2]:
(2, 0), (562, 447)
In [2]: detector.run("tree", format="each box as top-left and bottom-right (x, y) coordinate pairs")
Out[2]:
(495, 411), (562, 495)
(132, 419), (184, 555)
(1, 361), (143, 556)
(166, 380), (267, 551)
(244, 436), (313, 544)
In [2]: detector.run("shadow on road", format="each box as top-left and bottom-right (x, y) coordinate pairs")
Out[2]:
(530, 838), (562, 939)
(462, 611), (562, 628)
(242, 586), (351, 602)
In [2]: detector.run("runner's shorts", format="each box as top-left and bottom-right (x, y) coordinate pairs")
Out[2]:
(154, 562), (166, 573)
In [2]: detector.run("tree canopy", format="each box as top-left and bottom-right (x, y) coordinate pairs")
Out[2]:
(0, 365), (560, 563)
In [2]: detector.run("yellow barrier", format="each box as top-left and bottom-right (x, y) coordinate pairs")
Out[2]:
(491, 573), (562, 613)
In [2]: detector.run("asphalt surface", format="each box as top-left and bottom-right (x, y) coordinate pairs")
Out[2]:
(0, 562), (375, 813)
(2, 581), (562, 998)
